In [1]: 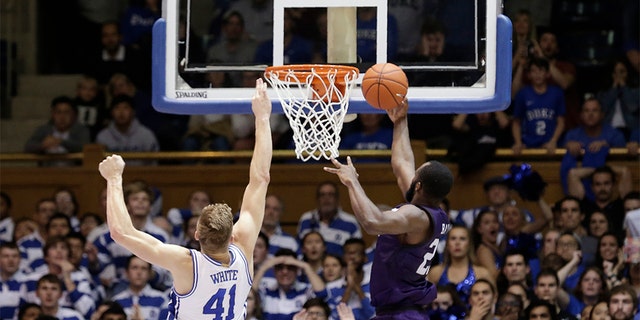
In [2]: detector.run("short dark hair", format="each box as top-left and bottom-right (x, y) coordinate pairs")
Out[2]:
(301, 231), (325, 247)
(101, 20), (121, 34)
(323, 253), (346, 268)
(50, 96), (77, 114)
(66, 231), (86, 246)
(35, 198), (55, 211)
(223, 11), (245, 27)
(537, 27), (558, 41)
(110, 94), (135, 109)
(37, 273), (63, 289)
(53, 187), (78, 216)
(126, 255), (151, 269)
(590, 165), (616, 184)
(528, 57), (550, 71)
(503, 249), (528, 265)
(421, 18), (446, 36)
(417, 160), (453, 202)
(80, 212), (104, 226)
(609, 284), (638, 312)
(472, 278), (496, 296)
(43, 236), (70, 259)
(536, 268), (559, 286)
(18, 303), (42, 320)
(557, 196), (583, 214)
(302, 298), (331, 318)
(316, 181), (339, 199)
(0, 241), (19, 252)
(623, 191), (640, 202)
(483, 176), (510, 192)
(46, 213), (71, 232)
(524, 300), (558, 320)
(274, 248), (297, 258)
(559, 231), (582, 250)
(580, 94), (602, 111)
(100, 303), (127, 320)
(343, 237), (366, 249)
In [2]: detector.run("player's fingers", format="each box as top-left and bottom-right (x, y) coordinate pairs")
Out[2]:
(329, 157), (342, 167)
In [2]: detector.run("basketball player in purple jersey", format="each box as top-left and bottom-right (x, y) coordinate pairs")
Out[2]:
(98, 79), (272, 320)
(325, 99), (453, 319)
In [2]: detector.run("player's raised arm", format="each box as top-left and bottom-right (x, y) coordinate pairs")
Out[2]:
(98, 155), (190, 271)
(233, 78), (272, 262)
(387, 100), (414, 196)
(324, 157), (426, 235)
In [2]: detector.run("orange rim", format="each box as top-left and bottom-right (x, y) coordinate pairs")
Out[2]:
(265, 64), (359, 82)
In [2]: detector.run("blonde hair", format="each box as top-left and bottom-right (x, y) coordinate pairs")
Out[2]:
(198, 203), (234, 250)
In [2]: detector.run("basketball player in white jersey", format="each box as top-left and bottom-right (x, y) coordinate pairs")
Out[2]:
(98, 79), (272, 320)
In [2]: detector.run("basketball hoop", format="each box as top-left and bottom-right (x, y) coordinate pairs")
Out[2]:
(264, 64), (359, 161)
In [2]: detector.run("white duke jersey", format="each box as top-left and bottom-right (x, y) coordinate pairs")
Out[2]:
(167, 245), (252, 320)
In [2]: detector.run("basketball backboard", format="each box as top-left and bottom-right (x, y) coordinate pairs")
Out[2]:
(152, 0), (511, 114)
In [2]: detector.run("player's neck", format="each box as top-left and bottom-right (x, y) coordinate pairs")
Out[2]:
(202, 248), (231, 266)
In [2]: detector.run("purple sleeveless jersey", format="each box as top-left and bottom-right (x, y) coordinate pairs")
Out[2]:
(370, 204), (451, 311)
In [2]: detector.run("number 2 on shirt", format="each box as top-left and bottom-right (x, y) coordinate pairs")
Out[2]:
(416, 238), (440, 276)
(203, 285), (236, 319)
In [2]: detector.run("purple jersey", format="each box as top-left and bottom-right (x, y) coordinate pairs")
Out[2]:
(370, 204), (451, 310)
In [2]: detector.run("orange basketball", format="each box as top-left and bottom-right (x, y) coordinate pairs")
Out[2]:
(361, 63), (408, 110)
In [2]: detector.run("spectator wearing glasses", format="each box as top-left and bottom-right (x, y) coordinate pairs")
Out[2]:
(253, 248), (327, 320)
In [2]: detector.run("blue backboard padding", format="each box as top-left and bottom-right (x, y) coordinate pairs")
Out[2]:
(152, 16), (512, 115)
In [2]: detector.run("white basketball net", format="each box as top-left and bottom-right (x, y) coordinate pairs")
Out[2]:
(265, 65), (359, 161)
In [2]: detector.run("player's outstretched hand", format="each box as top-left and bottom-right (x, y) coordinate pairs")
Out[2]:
(386, 96), (408, 124)
(252, 78), (271, 119)
(324, 156), (359, 187)
(99, 155), (125, 181)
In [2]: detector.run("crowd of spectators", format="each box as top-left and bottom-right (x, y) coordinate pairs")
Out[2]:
(0, 167), (639, 319)
(20, 0), (639, 169)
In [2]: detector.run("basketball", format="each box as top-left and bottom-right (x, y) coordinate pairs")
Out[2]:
(361, 63), (408, 110)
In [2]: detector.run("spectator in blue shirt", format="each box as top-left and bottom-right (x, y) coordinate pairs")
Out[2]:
(512, 57), (566, 155)
(560, 96), (626, 195)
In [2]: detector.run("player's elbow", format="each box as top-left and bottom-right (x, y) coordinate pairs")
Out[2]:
(109, 227), (126, 243)
(360, 219), (381, 235)
(108, 224), (132, 243)
(253, 171), (270, 185)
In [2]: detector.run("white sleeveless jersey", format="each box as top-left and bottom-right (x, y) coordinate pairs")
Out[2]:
(167, 245), (252, 320)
